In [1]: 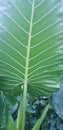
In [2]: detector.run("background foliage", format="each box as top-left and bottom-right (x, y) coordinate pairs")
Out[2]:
(0, 77), (63, 130)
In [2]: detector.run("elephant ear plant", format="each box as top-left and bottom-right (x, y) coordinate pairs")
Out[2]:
(0, 0), (63, 130)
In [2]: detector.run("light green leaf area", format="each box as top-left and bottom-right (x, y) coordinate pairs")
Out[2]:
(6, 116), (16, 130)
(0, 0), (63, 96)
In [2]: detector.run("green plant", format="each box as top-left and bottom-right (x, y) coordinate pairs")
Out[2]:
(0, 0), (63, 130)
(25, 88), (63, 130)
(0, 91), (18, 130)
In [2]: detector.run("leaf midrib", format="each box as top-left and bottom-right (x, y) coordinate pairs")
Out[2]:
(24, 0), (35, 85)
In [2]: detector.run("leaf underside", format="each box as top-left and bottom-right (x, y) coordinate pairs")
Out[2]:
(0, 0), (63, 97)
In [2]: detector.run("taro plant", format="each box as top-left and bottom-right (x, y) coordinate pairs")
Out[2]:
(0, 0), (63, 130)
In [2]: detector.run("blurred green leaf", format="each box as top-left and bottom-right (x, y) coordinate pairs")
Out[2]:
(6, 116), (16, 130)
(32, 103), (50, 130)
(52, 85), (63, 120)
(0, 92), (4, 124)
(52, 75), (63, 120)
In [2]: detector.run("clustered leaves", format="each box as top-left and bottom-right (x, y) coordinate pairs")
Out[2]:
(1, 86), (63, 130)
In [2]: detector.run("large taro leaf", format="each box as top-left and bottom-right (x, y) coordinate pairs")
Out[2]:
(0, 0), (63, 97)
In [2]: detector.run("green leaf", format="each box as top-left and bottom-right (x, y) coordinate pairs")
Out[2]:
(32, 103), (50, 130)
(6, 116), (16, 130)
(0, 0), (63, 96)
(0, 92), (4, 124)
(0, 1), (63, 130)
(52, 82), (63, 120)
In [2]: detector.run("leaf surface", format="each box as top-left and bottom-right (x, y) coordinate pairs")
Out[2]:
(0, 0), (63, 96)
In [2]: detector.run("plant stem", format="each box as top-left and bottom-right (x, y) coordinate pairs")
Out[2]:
(20, 1), (35, 130)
